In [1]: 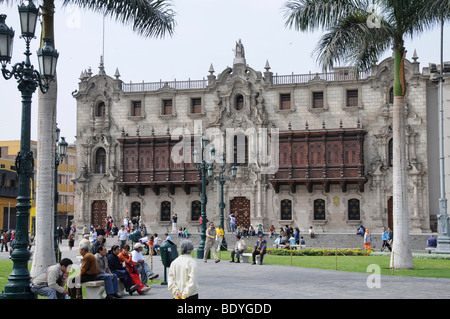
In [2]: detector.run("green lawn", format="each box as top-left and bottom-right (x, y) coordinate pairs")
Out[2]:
(214, 250), (450, 278)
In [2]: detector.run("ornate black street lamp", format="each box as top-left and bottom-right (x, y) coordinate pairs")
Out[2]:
(54, 126), (68, 262)
(0, 0), (58, 299)
(210, 155), (236, 251)
(193, 134), (215, 259)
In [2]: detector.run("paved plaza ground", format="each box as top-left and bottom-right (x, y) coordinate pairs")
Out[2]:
(1, 237), (449, 302)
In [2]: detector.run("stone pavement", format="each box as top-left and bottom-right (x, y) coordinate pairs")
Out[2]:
(1, 238), (449, 300)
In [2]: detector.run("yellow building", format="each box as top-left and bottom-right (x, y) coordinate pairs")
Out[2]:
(0, 141), (76, 234)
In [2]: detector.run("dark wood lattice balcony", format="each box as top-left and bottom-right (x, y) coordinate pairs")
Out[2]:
(268, 126), (367, 193)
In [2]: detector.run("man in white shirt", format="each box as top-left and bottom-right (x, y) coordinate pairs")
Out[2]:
(132, 243), (159, 284)
(168, 240), (198, 299)
(117, 225), (128, 249)
(230, 235), (246, 263)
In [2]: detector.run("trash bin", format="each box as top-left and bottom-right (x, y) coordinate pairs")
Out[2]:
(160, 240), (178, 285)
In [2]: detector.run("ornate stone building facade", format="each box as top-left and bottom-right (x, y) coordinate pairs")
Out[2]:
(73, 42), (436, 235)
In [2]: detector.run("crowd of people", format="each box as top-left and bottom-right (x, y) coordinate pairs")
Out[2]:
(30, 215), (160, 299)
(26, 211), (442, 299)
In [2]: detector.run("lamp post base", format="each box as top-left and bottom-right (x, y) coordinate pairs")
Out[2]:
(435, 214), (450, 254)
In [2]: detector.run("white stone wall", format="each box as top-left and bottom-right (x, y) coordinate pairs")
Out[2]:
(72, 56), (435, 235)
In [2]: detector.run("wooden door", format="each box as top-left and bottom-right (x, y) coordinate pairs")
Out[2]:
(230, 197), (250, 227)
(387, 197), (393, 229)
(91, 200), (107, 228)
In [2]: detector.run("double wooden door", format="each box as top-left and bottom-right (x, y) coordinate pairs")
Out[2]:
(230, 197), (250, 227)
(91, 200), (107, 228)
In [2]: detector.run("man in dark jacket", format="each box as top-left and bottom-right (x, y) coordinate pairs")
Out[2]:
(106, 245), (140, 295)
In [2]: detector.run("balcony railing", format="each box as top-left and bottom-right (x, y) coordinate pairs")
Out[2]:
(272, 71), (370, 84)
(122, 79), (208, 92)
(121, 70), (371, 93)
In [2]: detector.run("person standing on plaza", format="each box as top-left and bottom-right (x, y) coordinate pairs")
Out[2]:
(216, 225), (224, 251)
(294, 227), (300, 245)
(381, 226), (392, 252)
(204, 222), (220, 263)
(168, 240), (199, 299)
(171, 213), (178, 233)
(252, 234), (267, 265)
(1, 231), (8, 252)
(118, 225), (128, 249)
(364, 229), (372, 250)
(229, 213), (236, 233)
(68, 231), (75, 251)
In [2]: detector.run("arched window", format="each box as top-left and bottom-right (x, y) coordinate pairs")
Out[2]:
(348, 198), (360, 220)
(234, 134), (248, 165)
(389, 87), (394, 104)
(313, 199), (325, 220)
(131, 201), (141, 219)
(96, 102), (106, 117)
(388, 138), (393, 167)
(191, 200), (201, 221)
(235, 94), (244, 110)
(95, 148), (106, 173)
(280, 199), (292, 220)
(161, 201), (171, 221)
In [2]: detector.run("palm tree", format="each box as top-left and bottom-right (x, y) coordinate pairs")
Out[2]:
(0, 0), (176, 277)
(283, 0), (450, 269)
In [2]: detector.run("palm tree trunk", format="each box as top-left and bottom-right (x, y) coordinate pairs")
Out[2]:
(390, 47), (413, 269)
(30, 0), (57, 277)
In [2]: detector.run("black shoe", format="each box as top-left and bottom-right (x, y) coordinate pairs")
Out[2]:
(215, 259), (220, 263)
(236, 260), (240, 263)
(129, 284), (140, 294)
(229, 260), (234, 263)
(112, 293), (122, 298)
(252, 262), (256, 265)
(105, 295), (115, 299)
(149, 274), (159, 280)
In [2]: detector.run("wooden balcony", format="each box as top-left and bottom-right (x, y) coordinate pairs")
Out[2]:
(117, 135), (202, 196)
(268, 127), (367, 193)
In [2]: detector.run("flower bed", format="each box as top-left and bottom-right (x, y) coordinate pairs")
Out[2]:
(265, 248), (372, 256)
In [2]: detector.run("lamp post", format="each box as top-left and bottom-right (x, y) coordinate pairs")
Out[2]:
(193, 134), (215, 259)
(0, 1), (58, 299)
(211, 155), (236, 251)
(54, 126), (68, 262)
(431, 18), (450, 254)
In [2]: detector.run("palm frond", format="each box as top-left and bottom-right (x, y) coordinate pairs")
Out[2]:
(314, 11), (393, 72)
(282, 0), (369, 32)
(62, 0), (176, 38)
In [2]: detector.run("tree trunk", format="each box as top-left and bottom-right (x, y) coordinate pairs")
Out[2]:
(30, 0), (57, 277)
(390, 47), (414, 269)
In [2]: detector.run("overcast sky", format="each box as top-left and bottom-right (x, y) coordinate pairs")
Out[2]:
(0, 0), (448, 144)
